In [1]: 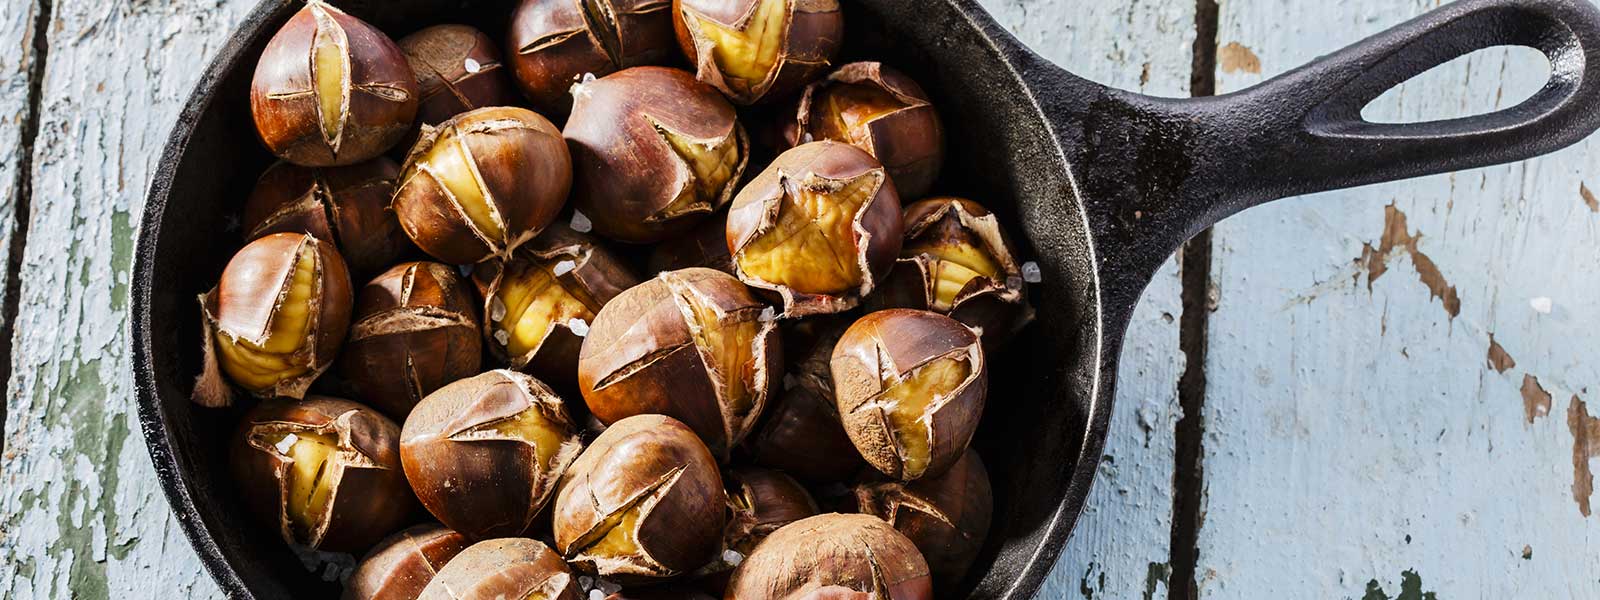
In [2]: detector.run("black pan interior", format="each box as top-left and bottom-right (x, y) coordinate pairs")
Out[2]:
(134, 0), (1105, 597)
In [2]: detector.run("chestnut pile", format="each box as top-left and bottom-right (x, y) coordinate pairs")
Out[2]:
(200, 1), (1034, 599)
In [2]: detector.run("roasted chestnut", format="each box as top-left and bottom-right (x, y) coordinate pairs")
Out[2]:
(830, 309), (985, 481)
(474, 224), (639, 383)
(418, 538), (582, 600)
(393, 106), (572, 264)
(853, 448), (992, 589)
(724, 513), (932, 600)
(577, 268), (780, 459)
(722, 467), (817, 556)
(606, 588), (717, 600)
(672, 0), (843, 105)
(646, 211), (735, 276)
(507, 0), (677, 115)
(745, 319), (864, 482)
(230, 397), (413, 553)
(339, 261), (482, 420)
(251, 1), (419, 166)
(727, 141), (902, 316)
(243, 159), (412, 278)
(193, 232), (353, 407)
(783, 62), (943, 199)
(872, 197), (1031, 345)
(400, 370), (583, 540)
(551, 414), (727, 580)
(399, 25), (520, 125)
(344, 524), (470, 600)
(564, 67), (748, 243)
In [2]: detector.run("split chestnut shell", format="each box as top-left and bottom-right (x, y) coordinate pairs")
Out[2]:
(250, 1), (419, 166)
(399, 25), (520, 125)
(394, 106), (573, 264)
(339, 261), (482, 420)
(343, 523), (471, 600)
(853, 448), (993, 589)
(551, 414), (727, 580)
(507, 0), (678, 115)
(576, 268), (781, 460)
(242, 159), (412, 278)
(672, 0), (843, 105)
(745, 318), (864, 482)
(417, 538), (582, 600)
(783, 62), (943, 199)
(723, 513), (932, 600)
(830, 309), (986, 481)
(229, 396), (414, 553)
(400, 370), (584, 540)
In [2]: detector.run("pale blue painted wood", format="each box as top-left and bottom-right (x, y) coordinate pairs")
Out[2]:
(1199, 0), (1600, 597)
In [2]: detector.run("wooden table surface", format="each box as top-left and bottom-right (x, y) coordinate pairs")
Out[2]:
(2, 0), (1598, 597)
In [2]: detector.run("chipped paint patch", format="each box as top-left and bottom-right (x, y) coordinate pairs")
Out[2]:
(1521, 545), (1533, 560)
(1581, 182), (1598, 213)
(1358, 204), (1461, 319)
(1486, 334), (1515, 373)
(1568, 396), (1600, 517)
(1218, 41), (1261, 73)
(1521, 375), (1552, 424)
(1362, 569), (1438, 600)
(1144, 562), (1170, 600)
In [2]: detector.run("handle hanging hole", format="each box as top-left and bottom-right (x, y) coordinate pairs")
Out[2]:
(1361, 45), (1551, 124)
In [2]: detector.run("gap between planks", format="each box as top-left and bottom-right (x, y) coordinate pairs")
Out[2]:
(1169, 0), (1220, 597)
(0, 0), (53, 460)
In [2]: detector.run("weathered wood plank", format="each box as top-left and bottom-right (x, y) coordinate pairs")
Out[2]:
(0, 1), (254, 598)
(978, 1), (1194, 596)
(1199, 0), (1600, 596)
(0, 0), (41, 440)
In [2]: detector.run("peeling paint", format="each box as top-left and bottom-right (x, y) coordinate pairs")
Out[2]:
(1581, 182), (1598, 213)
(1144, 562), (1170, 600)
(1568, 396), (1600, 517)
(1358, 204), (1461, 319)
(1361, 569), (1438, 600)
(1486, 334), (1515, 373)
(1218, 41), (1262, 73)
(1521, 374), (1552, 424)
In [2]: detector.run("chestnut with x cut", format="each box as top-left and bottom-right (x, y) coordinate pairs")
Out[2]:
(746, 317), (865, 482)
(672, 0), (843, 105)
(728, 140), (901, 316)
(508, 0), (678, 115)
(194, 232), (353, 408)
(344, 523), (470, 600)
(250, 1), (419, 167)
(784, 61), (943, 199)
(577, 268), (781, 459)
(339, 261), (481, 420)
(242, 158), (412, 278)
(399, 25), (520, 125)
(724, 513), (932, 600)
(564, 67), (748, 243)
(854, 448), (994, 589)
(394, 106), (572, 264)
(831, 309), (985, 481)
(230, 397), (413, 554)
(418, 538), (582, 600)
(400, 370), (584, 540)
(551, 415), (727, 581)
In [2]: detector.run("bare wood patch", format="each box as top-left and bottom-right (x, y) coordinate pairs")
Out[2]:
(1520, 374), (1551, 424)
(1568, 396), (1600, 517)
(1358, 203), (1461, 319)
(1217, 42), (1260, 74)
(1486, 334), (1515, 373)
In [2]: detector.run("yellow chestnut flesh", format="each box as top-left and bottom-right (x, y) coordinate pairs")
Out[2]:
(814, 82), (908, 147)
(492, 258), (594, 358)
(736, 174), (876, 295)
(217, 245), (316, 389)
(417, 130), (503, 242)
(881, 356), (971, 479)
(485, 406), (570, 473)
(679, 286), (760, 414)
(580, 502), (645, 559)
(656, 123), (741, 216)
(311, 6), (348, 144)
(905, 240), (1002, 312)
(276, 431), (341, 542)
(695, 0), (786, 89)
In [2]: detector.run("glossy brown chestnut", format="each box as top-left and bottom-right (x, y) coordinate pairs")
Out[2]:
(577, 268), (780, 459)
(727, 141), (901, 316)
(343, 523), (471, 600)
(229, 396), (414, 553)
(339, 261), (482, 420)
(399, 25), (520, 125)
(251, 1), (419, 166)
(551, 414), (727, 580)
(672, 0), (843, 105)
(607, 588), (718, 600)
(853, 448), (993, 589)
(745, 318), (864, 482)
(400, 370), (583, 540)
(646, 211), (735, 276)
(393, 106), (572, 264)
(474, 224), (639, 383)
(723, 513), (932, 600)
(564, 67), (749, 243)
(193, 232), (353, 407)
(243, 159), (412, 278)
(722, 467), (817, 556)
(783, 62), (943, 199)
(830, 309), (985, 481)
(872, 197), (1032, 346)
(417, 538), (582, 600)
(507, 0), (677, 115)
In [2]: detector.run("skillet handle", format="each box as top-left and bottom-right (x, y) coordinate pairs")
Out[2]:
(1059, 0), (1600, 298)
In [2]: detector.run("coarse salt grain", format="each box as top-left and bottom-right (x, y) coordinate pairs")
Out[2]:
(1021, 261), (1042, 283)
(490, 297), (508, 322)
(759, 306), (777, 322)
(569, 318), (590, 337)
(579, 575), (594, 589)
(722, 549), (745, 567)
(494, 329), (510, 345)
(1531, 296), (1554, 314)
(571, 210), (593, 233)
(596, 579), (621, 594)
(464, 58), (481, 73)
(553, 260), (576, 276)
(275, 433), (299, 454)
(588, 590), (604, 600)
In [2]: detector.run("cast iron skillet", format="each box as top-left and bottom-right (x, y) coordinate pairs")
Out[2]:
(132, 0), (1600, 597)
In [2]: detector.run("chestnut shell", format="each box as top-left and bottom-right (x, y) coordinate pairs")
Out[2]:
(783, 62), (943, 199)
(417, 538), (582, 600)
(507, 0), (678, 115)
(723, 513), (932, 600)
(243, 159), (412, 278)
(399, 24), (520, 125)
(343, 523), (471, 600)
(672, 0), (844, 105)
(339, 261), (482, 420)
(854, 448), (993, 590)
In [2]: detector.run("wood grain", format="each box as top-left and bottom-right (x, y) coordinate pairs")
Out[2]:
(0, 1), (253, 597)
(977, 1), (1193, 597)
(1199, 0), (1600, 596)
